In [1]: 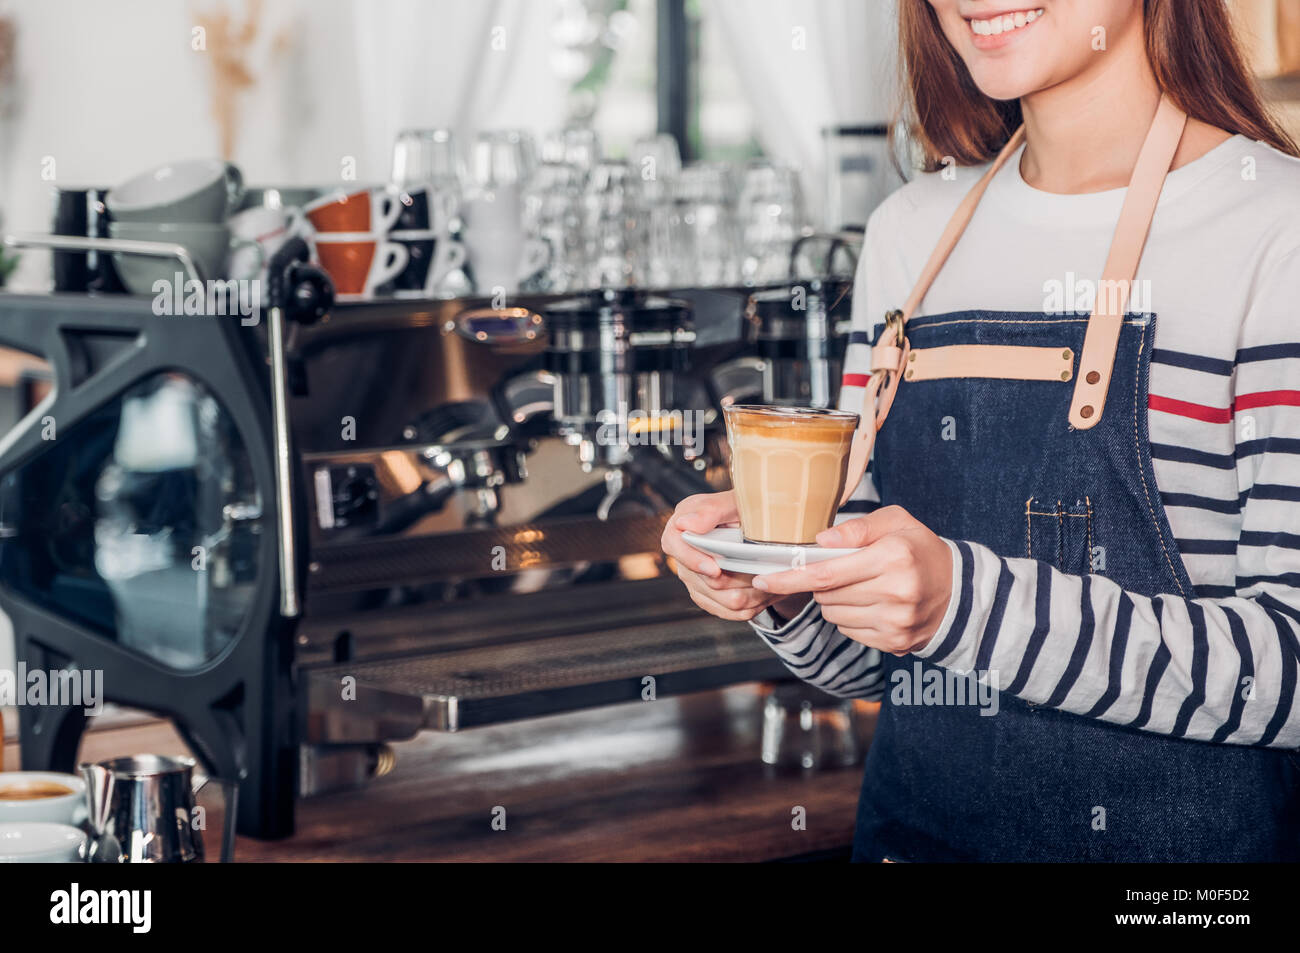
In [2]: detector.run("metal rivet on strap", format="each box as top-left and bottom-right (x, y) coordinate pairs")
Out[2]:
(1086, 370), (1100, 385)
(1062, 349), (1072, 360)
(908, 352), (916, 362)
(1080, 405), (1094, 419)
(905, 369), (914, 380)
(1060, 370), (1071, 381)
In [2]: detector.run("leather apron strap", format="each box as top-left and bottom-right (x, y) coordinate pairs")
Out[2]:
(839, 95), (1187, 506)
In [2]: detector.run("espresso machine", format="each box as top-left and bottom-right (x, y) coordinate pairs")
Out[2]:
(0, 228), (858, 838)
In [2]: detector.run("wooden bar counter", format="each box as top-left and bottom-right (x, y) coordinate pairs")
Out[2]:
(2, 685), (872, 862)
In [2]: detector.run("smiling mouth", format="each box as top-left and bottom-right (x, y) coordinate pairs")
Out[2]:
(968, 8), (1045, 36)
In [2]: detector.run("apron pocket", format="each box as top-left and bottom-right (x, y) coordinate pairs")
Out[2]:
(1026, 497), (1094, 576)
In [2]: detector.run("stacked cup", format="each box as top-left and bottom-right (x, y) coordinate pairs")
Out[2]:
(461, 130), (551, 295)
(106, 158), (245, 293)
(389, 129), (470, 298)
(0, 770), (88, 863)
(304, 183), (469, 301)
(379, 185), (467, 299)
(302, 187), (409, 301)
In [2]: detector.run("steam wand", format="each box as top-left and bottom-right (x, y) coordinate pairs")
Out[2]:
(263, 236), (332, 617)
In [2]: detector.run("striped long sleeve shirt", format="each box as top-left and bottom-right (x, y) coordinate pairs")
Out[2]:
(752, 133), (1300, 749)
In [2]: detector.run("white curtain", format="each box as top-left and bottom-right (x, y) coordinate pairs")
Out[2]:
(350, 0), (568, 180)
(711, 0), (900, 219)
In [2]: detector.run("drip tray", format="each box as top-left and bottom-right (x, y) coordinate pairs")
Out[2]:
(302, 615), (783, 738)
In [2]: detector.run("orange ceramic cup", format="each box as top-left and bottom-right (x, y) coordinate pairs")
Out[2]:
(314, 234), (409, 298)
(304, 188), (402, 234)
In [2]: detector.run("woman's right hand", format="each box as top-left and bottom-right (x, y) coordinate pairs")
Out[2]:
(660, 490), (809, 623)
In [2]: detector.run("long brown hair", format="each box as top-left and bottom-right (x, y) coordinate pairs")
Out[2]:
(898, 0), (1300, 171)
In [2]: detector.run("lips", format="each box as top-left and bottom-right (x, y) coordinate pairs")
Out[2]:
(968, 8), (1045, 36)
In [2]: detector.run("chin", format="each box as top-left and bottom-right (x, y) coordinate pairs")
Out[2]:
(965, 63), (1050, 101)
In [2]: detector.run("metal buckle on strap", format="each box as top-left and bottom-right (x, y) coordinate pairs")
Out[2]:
(880, 309), (908, 379)
(883, 309), (905, 350)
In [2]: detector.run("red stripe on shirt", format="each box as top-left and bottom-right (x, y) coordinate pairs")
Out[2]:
(1235, 390), (1300, 411)
(842, 373), (871, 388)
(1148, 394), (1231, 424)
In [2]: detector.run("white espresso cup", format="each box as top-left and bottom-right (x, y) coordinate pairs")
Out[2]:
(228, 205), (304, 280)
(0, 771), (88, 826)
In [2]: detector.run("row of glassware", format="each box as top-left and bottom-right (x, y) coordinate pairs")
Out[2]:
(390, 127), (810, 295)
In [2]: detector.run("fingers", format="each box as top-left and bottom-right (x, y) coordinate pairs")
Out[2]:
(671, 491), (739, 535)
(812, 575), (908, 606)
(662, 520), (721, 581)
(662, 532), (723, 579)
(753, 537), (907, 595)
(692, 589), (771, 621)
(676, 565), (774, 620)
(661, 491), (740, 580)
(682, 563), (764, 591)
(815, 505), (915, 548)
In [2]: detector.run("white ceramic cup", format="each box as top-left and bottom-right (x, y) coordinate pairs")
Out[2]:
(107, 158), (243, 224)
(430, 238), (467, 294)
(461, 186), (551, 293)
(385, 230), (468, 298)
(0, 771), (88, 826)
(228, 205), (303, 281)
(0, 822), (87, 863)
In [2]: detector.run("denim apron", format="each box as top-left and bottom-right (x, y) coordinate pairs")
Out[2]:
(845, 98), (1300, 861)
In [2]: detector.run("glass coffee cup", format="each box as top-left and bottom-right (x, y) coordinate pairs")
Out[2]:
(722, 404), (860, 545)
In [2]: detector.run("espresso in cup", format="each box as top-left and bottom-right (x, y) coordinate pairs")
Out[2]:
(0, 771), (87, 827)
(723, 405), (859, 545)
(0, 781), (75, 800)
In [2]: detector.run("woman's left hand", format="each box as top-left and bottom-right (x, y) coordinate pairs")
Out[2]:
(751, 505), (954, 656)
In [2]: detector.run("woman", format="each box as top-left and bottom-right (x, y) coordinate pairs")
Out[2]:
(662, 0), (1300, 861)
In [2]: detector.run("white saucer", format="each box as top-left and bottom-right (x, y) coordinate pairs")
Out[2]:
(0, 822), (86, 863)
(681, 527), (861, 575)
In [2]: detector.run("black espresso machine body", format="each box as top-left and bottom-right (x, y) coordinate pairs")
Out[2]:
(0, 291), (299, 838)
(0, 265), (854, 837)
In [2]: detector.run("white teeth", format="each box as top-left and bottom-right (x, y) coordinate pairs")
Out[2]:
(969, 9), (1044, 36)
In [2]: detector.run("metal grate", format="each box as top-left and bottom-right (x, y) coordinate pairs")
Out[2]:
(304, 614), (783, 732)
(314, 618), (764, 699)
